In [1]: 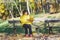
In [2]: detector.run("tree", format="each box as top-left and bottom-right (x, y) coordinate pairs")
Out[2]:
(0, 3), (5, 13)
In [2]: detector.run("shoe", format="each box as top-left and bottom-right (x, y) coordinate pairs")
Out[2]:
(29, 34), (33, 37)
(25, 34), (29, 37)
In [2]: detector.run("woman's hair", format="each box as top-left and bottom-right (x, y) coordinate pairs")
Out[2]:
(23, 10), (29, 15)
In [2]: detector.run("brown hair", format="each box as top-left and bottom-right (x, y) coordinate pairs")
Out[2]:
(23, 10), (29, 15)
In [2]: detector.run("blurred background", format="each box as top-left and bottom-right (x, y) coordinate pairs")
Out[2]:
(0, 0), (60, 19)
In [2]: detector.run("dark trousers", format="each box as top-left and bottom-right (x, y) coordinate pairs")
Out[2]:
(23, 24), (32, 35)
(49, 27), (52, 34)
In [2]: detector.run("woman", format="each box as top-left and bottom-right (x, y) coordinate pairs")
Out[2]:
(20, 10), (34, 37)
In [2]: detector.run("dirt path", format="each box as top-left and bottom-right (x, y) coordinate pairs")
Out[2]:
(0, 33), (60, 40)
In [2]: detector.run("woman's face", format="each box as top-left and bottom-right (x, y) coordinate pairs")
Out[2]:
(24, 12), (28, 15)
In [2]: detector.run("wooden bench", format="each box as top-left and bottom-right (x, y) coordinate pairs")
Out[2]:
(8, 20), (20, 34)
(45, 19), (60, 34)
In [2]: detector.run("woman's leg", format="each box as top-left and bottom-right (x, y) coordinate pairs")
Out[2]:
(23, 24), (28, 35)
(28, 25), (32, 36)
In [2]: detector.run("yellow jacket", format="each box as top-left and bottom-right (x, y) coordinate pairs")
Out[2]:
(20, 15), (34, 25)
